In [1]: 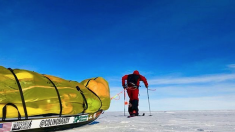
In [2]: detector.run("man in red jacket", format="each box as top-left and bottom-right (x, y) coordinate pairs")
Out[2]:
(122, 70), (148, 116)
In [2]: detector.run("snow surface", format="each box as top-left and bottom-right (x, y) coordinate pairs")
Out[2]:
(58, 110), (235, 132)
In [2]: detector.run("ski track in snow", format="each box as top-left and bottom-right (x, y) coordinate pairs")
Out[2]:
(57, 110), (235, 132)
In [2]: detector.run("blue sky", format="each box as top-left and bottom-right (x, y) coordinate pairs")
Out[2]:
(0, 0), (235, 111)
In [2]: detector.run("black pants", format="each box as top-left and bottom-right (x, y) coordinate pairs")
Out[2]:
(128, 100), (139, 115)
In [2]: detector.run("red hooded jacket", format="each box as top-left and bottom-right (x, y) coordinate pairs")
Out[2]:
(122, 70), (148, 88)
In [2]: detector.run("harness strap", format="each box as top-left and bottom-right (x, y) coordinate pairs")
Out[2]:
(76, 86), (88, 113)
(43, 75), (62, 117)
(2, 103), (21, 121)
(85, 78), (103, 111)
(8, 68), (28, 119)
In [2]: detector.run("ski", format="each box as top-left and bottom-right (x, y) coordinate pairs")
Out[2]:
(127, 113), (145, 118)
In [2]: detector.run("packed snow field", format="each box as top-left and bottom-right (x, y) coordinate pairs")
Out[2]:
(58, 110), (235, 132)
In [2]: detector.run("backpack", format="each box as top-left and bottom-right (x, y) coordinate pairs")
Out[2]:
(127, 74), (140, 87)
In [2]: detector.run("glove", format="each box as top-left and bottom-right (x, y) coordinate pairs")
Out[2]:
(123, 85), (127, 89)
(146, 85), (148, 89)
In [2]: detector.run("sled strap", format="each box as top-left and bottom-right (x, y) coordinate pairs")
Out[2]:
(2, 103), (21, 121)
(86, 79), (103, 110)
(43, 75), (62, 117)
(8, 68), (28, 119)
(93, 77), (98, 80)
(77, 87), (88, 113)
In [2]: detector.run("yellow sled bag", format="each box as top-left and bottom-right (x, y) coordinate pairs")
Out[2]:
(0, 66), (110, 120)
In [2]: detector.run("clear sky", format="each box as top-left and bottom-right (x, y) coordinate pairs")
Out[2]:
(0, 0), (235, 111)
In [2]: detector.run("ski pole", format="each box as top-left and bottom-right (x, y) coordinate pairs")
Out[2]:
(124, 89), (126, 116)
(147, 88), (152, 116)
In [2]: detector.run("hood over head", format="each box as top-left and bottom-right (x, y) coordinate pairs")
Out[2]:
(133, 70), (140, 75)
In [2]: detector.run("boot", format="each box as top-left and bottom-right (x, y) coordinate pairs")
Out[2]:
(132, 100), (139, 116)
(128, 100), (133, 116)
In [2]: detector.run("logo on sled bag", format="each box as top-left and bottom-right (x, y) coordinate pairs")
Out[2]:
(39, 117), (70, 128)
(12, 120), (32, 130)
(74, 115), (88, 123)
(0, 123), (12, 132)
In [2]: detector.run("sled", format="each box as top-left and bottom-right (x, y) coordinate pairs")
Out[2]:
(0, 66), (110, 131)
(0, 110), (103, 132)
